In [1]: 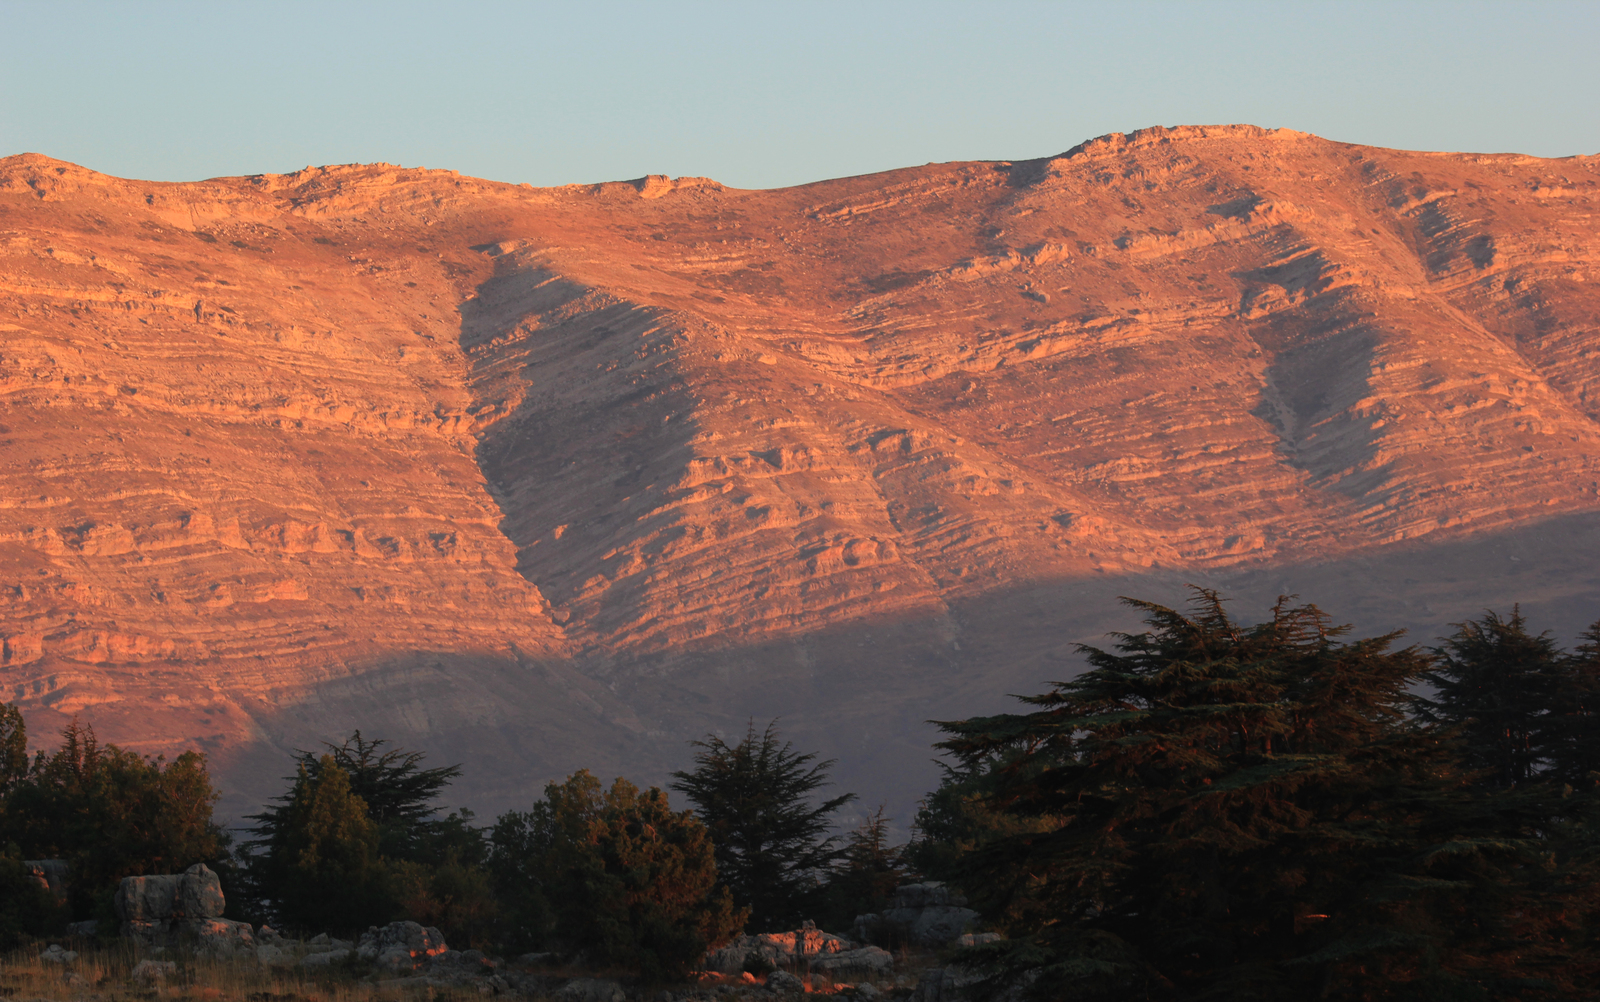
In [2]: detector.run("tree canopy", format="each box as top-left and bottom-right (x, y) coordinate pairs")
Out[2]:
(256, 754), (391, 934)
(0, 702), (26, 792)
(241, 732), (478, 934)
(259, 731), (466, 862)
(1416, 607), (1571, 787)
(669, 720), (855, 931)
(491, 770), (745, 983)
(931, 591), (1600, 1000)
(0, 716), (226, 918)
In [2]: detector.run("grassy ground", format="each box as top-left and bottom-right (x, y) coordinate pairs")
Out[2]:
(1, 942), (930, 1001)
(0, 943), (485, 1002)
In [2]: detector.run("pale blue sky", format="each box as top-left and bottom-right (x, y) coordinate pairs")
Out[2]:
(3, 0), (1596, 189)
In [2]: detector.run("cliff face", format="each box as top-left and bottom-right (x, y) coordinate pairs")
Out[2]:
(4, 126), (1599, 818)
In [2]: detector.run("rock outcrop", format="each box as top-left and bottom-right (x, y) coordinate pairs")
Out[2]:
(855, 882), (979, 947)
(39, 943), (77, 964)
(705, 921), (859, 974)
(5, 131), (1600, 819)
(23, 859), (68, 903)
(554, 979), (627, 1002)
(114, 863), (253, 954)
(704, 920), (896, 988)
(356, 920), (450, 973)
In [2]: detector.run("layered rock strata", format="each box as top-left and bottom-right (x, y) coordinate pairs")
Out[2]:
(2, 126), (1599, 815)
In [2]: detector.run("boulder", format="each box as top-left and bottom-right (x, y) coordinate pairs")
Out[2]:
(811, 946), (894, 982)
(121, 920), (168, 947)
(178, 863), (225, 918)
(423, 949), (500, 987)
(39, 943), (77, 963)
(704, 920), (861, 974)
(115, 864), (225, 923)
(303, 948), (352, 967)
(66, 920), (98, 937)
(24, 860), (69, 903)
(113, 865), (248, 952)
(115, 873), (183, 923)
(555, 978), (627, 1002)
(765, 970), (805, 995)
(858, 882), (980, 948)
(256, 944), (293, 967)
(357, 920), (448, 973)
(192, 917), (255, 957)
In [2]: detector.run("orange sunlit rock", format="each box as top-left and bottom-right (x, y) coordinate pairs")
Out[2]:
(2, 126), (1598, 815)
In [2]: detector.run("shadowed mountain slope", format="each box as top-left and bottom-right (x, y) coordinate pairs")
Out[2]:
(3, 125), (1599, 819)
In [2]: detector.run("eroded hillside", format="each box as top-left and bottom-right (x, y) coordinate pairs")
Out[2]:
(3, 126), (1599, 816)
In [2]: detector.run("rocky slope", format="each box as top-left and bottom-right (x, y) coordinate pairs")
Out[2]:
(3, 125), (1599, 819)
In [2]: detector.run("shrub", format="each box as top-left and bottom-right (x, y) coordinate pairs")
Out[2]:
(493, 770), (746, 982)
(0, 717), (227, 917)
(255, 755), (392, 934)
(389, 850), (500, 950)
(0, 844), (67, 949)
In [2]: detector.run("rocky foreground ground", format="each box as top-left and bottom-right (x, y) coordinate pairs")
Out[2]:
(4, 929), (981, 1002)
(4, 867), (990, 1002)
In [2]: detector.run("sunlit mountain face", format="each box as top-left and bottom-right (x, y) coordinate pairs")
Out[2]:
(4, 125), (1599, 821)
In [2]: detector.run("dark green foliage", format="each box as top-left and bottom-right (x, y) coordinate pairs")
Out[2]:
(813, 806), (909, 936)
(243, 732), (490, 933)
(490, 770), (746, 983)
(0, 844), (67, 949)
(0, 717), (227, 918)
(932, 591), (1600, 1000)
(1417, 608), (1570, 788)
(1417, 607), (1600, 789)
(254, 755), (391, 934)
(487, 804), (561, 952)
(1555, 619), (1600, 787)
(669, 721), (855, 930)
(389, 848), (500, 950)
(253, 731), (465, 863)
(0, 702), (26, 792)
(907, 757), (1060, 892)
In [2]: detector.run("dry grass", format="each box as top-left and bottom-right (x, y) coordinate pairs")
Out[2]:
(0, 942), (489, 1002)
(0, 941), (934, 1001)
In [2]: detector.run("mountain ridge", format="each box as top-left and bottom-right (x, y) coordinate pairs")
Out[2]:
(2, 125), (1598, 819)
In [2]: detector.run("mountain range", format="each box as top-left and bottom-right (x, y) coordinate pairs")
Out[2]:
(3, 124), (1598, 822)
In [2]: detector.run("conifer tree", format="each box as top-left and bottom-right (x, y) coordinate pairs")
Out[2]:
(1418, 608), (1569, 787)
(261, 754), (390, 933)
(251, 731), (464, 862)
(932, 590), (1599, 999)
(815, 805), (909, 936)
(1557, 619), (1600, 787)
(670, 721), (855, 930)
(0, 702), (25, 793)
